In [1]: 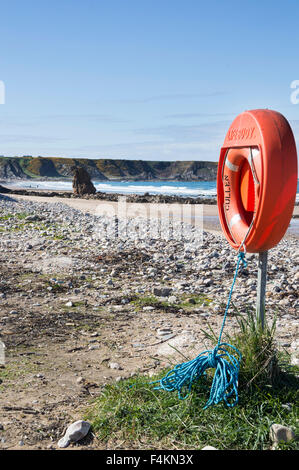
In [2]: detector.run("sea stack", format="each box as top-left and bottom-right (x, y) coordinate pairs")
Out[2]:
(72, 167), (96, 195)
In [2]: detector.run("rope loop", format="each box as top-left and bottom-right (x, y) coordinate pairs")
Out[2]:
(150, 250), (247, 409)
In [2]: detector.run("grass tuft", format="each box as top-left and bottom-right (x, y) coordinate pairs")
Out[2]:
(86, 309), (299, 450)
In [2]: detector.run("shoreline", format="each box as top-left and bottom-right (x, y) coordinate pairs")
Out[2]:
(1, 184), (299, 208)
(0, 185), (217, 205)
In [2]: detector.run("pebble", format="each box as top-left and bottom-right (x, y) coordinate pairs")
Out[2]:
(108, 362), (123, 370)
(34, 373), (45, 379)
(157, 328), (173, 336)
(57, 420), (91, 448)
(153, 287), (172, 297)
(269, 424), (295, 444)
(281, 403), (293, 411)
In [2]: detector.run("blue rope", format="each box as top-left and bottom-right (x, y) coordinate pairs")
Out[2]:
(151, 251), (247, 408)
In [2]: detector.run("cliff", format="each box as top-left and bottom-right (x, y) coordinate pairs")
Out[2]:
(0, 156), (218, 181)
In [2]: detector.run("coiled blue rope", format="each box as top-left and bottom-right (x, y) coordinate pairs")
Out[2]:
(151, 251), (247, 408)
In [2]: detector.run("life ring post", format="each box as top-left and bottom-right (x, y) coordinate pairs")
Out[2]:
(256, 251), (268, 330)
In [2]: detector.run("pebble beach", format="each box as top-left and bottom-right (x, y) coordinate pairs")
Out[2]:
(0, 192), (298, 449)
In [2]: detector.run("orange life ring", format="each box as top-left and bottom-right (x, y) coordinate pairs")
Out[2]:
(217, 109), (298, 253)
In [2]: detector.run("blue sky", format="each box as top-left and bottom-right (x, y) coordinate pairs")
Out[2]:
(0, 0), (299, 161)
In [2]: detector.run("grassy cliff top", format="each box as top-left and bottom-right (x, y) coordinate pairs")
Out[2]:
(0, 155), (218, 181)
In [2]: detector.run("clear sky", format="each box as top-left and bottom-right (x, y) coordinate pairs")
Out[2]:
(1, 0), (299, 161)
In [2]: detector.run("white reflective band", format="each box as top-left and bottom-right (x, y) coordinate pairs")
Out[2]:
(225, 159), (239, 172)
(251, 148), (260, 158)
(229, 213), (241, 229)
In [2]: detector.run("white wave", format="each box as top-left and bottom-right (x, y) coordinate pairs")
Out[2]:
(4, 178), (298, 200)
(94, 182), (217, 197)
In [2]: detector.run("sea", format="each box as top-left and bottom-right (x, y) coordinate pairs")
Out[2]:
(4, 178), (299, 201)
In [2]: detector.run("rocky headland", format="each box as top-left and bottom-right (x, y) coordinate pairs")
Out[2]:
(0, 156), (218, 181)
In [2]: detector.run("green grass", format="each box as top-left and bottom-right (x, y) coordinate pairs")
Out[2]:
(0, 212), (28, 222)
(0, 214), (14, 221)
(86, 364), (298, 450)
(178, 293), (213, 309)
(0, 354), (41, 390)
(130, 293), (212, 312)
(86, 309), (298, 450)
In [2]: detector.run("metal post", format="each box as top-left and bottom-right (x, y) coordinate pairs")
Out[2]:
(256, 251), (268, 330)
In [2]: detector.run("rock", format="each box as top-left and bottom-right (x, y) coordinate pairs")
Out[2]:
(25, 214), (42, 222)
(72, 167), (96, 196)
(58, 420), (91, 448)
(269, 424), (295, 443)
(65, 301), (73, 307)
(108, 362), (123, 370)
(159, 333), (175, 341)
(0, 184), (11, 194)
(281, 403), (293, 412)
(34, 373), (45, 379)
(153, 287), (172, 297)
(156, 327), (175, 341)
(132, 342), (145, 348)
(291, 356), (299, 366)
(157, 328), (173, 336)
